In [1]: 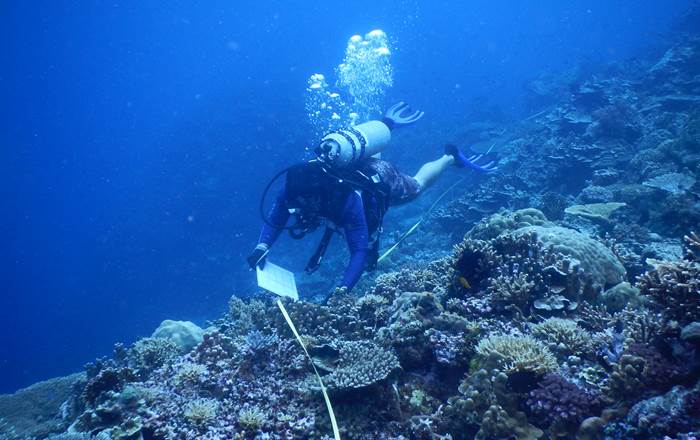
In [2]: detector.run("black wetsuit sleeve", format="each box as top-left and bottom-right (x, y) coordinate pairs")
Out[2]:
(258, 185), (289, 246)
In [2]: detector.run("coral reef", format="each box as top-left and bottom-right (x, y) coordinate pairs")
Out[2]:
(452, 221), (596, 316)
(115, 337), (181, 379)
(6, 29), (700, 440)
(603, 343), (684, 405)
(605, 380), (700, 439)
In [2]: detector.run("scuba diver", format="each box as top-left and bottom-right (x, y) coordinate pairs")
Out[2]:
(247, 102), (497, 293)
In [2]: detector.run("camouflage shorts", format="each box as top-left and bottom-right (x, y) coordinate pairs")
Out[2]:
(363, 158), (421, 205)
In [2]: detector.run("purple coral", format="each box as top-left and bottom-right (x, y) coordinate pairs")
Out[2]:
(527, 374), (600, 429)
(624, 343), (684, 391)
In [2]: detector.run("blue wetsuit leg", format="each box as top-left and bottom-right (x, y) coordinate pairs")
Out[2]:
(339, 191), (369, 290)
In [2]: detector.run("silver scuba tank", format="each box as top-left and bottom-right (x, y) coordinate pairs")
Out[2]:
(315, 120), (391, 167)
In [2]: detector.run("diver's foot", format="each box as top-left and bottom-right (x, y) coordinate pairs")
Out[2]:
(444, 144), (498, 173)
(445, 144), (468, 168)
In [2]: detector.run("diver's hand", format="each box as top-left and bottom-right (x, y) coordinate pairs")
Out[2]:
(247, 244), (269, 270)
(382, 102), (424, 129)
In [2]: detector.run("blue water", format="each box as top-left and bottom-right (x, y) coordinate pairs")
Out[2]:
(1, 0), (693, 393)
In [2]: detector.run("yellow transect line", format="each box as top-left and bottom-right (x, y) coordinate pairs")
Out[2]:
(276, 298), (341, 440)
(378, 176), (466, 262)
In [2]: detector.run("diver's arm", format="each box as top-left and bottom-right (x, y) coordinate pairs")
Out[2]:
(339, 192), (369, 291)
(258, 186), (290, 246)
(248, 187), (289, 269)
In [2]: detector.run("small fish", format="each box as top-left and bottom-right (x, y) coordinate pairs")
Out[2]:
(459, 276), (471, 289)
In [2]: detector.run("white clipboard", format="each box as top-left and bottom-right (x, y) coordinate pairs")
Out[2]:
(256, 262), (298, 300)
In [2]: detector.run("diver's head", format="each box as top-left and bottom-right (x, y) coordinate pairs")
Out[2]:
(284, 161), (330, 214)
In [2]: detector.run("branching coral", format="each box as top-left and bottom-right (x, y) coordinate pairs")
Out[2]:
(575, 301), (613, 332)
(368, 260), (452, 300)
(616, 305), (663, 345)
(638, 257), (700, 329)
(237, 405), (265, 431)
(685, 231), (700, 260)
(136, 333), (312, 439)
(270, 294), (380, 344)
(474, 334), (558, 376)
(224, 297), (268, 337)
(183, 398), (219, 427)
(603, 343), (683, 404)
(118, 337), (180, 379)
(242, 330), (279, 355)
(487, 271), (535, 311)
(0, 418), (20, 440)
(451, 230), (589, 317)
(171, 361), (208, 387)
(530, 318), (594, 358)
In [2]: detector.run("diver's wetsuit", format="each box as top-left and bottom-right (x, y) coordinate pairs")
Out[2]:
(258, 158), (420, 290)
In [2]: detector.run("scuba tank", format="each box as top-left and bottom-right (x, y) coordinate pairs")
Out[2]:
(315, 120), (391, 167)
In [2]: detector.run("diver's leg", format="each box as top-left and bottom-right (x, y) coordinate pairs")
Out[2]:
(413, 154), (455, 189)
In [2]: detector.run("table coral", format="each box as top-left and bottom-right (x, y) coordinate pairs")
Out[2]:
(323, 340), (400, 390)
